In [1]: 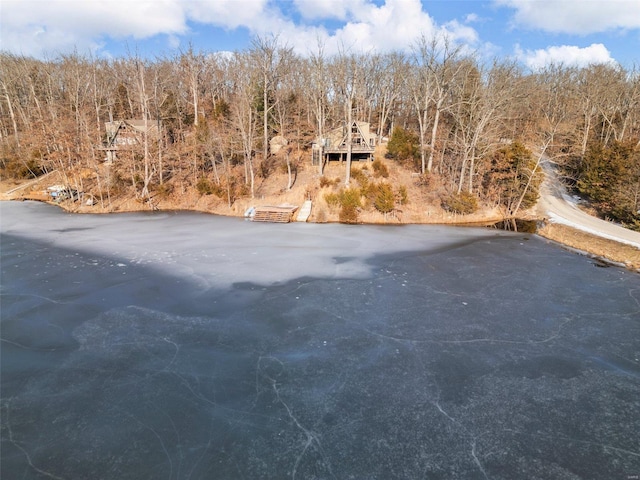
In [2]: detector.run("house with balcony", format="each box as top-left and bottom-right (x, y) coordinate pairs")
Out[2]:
(312, 121), (376, 166)
(101, 120), (159, 162)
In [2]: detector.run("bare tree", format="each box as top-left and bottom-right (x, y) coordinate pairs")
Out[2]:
(305, 40), (329, 174)
(179, 47), (206, 127)
(619, 65), (640, 144)
(0, 59), (21, 145)
(371, 52), (406, 142)
(330, 51), (360, 185)
(408, 35), (466, 175)
(127, 57), (155, 201)
(509, 65), (572, 216)
(230, 53), (259, 198)
(250, 35), (293, 166)
(451, 59), (524, 194)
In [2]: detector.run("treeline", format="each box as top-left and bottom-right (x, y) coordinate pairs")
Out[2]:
(1, 36), (639, 226)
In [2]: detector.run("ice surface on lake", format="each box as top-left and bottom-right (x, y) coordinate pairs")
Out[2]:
(1, 201), (639, 480)
(0, 201), (504, 289)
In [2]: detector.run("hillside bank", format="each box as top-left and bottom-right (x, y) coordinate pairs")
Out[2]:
(2, 157), (639, 271)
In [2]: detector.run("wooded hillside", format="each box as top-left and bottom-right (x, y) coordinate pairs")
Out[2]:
(1, 36), (639, 227)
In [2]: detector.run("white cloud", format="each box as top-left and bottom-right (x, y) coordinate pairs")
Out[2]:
(167, 35), (181, 51)
(292, 0), (360, 21)
(0, 0), (275, 57)
(325, 0), (437, 53)
(1, 0), (188, 56)
(195, 0), (479, 57)
(0, 0), (480, 58)
(465, 13), (480, 23)
(516, 43), (616, 69)
(495, 0), (640, 34)
(296, 0), (478, 56)
(184, 0), (270, 29)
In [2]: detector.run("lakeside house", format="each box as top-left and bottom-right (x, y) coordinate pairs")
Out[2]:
(101, 120), (159, 163)
(312, 121), (377, 166)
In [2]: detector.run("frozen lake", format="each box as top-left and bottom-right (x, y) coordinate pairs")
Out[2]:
(1, 201), (639, 479)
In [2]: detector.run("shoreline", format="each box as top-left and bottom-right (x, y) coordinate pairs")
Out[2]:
(3, 196), (638, 272)
(1, 194), (507, 224)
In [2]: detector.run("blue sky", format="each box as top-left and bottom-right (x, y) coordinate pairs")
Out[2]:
(2, 0), (639, 69)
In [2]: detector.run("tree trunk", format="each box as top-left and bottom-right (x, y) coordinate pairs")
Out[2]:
(263, 70), (269, 163)
(427, 96), (443, 173)
(345, 104), (353, 186)
(581, 109), (592, 159)
(420, 105), (428, 174)
(249, 157), (255, 199)
(1, 82), (19, 145)
(192, 75), (199, 127)
(136, 61), (152, 200)
(286, 149), (293, 190)
(317, 99), (324, 175)
(468, 150), (475, 194)
(457, 148), (469, 194)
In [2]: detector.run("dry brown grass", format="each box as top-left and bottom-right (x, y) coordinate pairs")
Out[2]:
(0, 152), (504, 225)
(538, 223), (640, 271)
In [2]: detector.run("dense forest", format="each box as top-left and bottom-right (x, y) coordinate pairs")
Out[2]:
(1, 36), (639, 227)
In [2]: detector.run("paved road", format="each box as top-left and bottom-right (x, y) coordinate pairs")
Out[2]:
(537, 158), (640, 249)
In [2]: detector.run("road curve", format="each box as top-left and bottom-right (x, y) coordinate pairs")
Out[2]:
(536, 158), (640, 249)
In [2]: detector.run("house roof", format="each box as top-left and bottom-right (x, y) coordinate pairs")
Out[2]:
(105, 120), (159, 136)
(319, 121), (375, 151)
(103, 120), (160, 150)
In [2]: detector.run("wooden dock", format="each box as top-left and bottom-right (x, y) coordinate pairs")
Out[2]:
(252, 205), (298, 223)
(21, 191), (50, 202)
